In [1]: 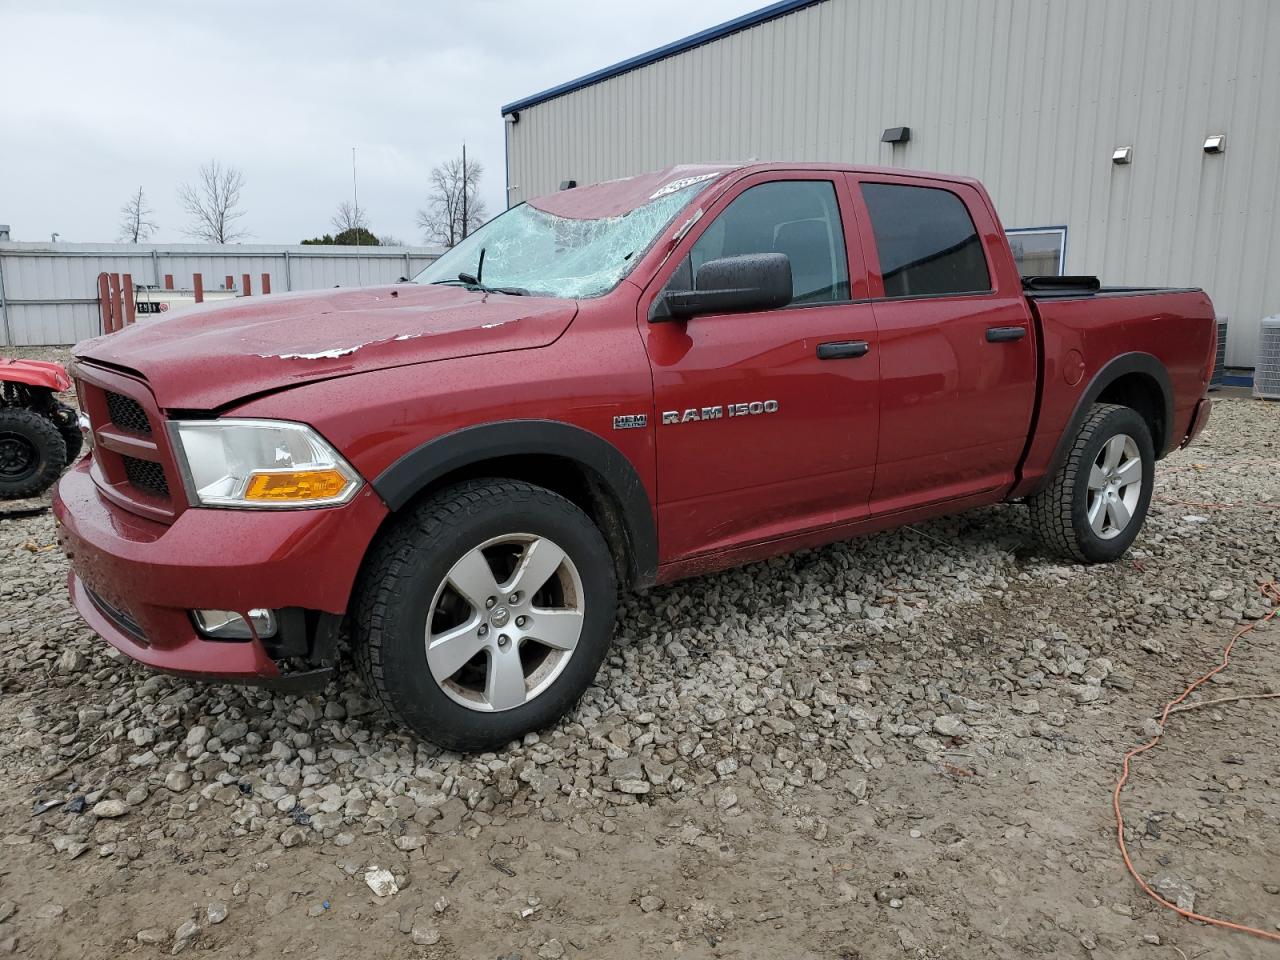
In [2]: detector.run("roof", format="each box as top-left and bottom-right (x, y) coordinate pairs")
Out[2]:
(521, 162), (986, 212)
(499, 0), (826, 115)
(528, 163), (743, 218)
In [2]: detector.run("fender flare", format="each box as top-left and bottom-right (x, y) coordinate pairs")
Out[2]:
(1037, 352), (1174, 490)
(371, 419), (658, 587)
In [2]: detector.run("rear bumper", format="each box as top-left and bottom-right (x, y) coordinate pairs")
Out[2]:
(1181, 396), (1213, 448)
(54, 460), (387, 682)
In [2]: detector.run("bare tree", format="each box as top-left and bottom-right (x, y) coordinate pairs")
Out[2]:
(178, 160), (247, 243)
(118, 186), (157, 243)
(416, 152), (485, 248)
(330, 200), (368, 235)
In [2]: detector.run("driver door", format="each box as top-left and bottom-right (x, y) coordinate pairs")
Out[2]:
(639, 172), (880, 562)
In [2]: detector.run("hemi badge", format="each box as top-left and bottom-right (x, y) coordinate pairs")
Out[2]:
(612, 414), (648, 430)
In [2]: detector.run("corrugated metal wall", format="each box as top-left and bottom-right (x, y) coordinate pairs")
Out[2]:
(0, 243), (441, 346)
(506, 0), (1280, 366)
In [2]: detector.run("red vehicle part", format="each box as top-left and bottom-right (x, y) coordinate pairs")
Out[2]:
(1, 358), (72, 392)
(54, 461), (387, 684)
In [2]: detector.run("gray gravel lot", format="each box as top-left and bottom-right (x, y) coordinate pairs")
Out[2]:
(0, 354), (1278, 958)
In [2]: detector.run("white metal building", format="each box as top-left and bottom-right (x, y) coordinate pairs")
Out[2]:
(501, 0), (1280, 367)
(0, 241), (441, 346)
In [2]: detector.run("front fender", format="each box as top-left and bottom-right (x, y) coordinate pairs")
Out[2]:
(373, 419), (658, 588)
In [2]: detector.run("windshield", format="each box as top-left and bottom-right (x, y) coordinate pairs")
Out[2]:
(412, 179), (714, 298)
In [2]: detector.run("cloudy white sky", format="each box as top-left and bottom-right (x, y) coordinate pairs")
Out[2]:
(0, 0), (761, 245)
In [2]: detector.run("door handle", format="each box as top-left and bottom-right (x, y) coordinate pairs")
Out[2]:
(816, 340), (870, 360)
(986, 325), (1027, 342)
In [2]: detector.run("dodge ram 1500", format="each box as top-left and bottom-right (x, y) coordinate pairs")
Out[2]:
(55, 163), (1216, 749)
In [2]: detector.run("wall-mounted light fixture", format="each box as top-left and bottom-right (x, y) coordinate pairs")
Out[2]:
(1112, 146), (1133, 165)
(559, 179), (577, 190)
(1203, 134), (1226, 154)
(504, 111), (520, 124)
(881, 126), (911, 144)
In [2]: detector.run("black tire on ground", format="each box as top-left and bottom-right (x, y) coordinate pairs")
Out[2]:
(354, 478), (618, 751)
(0, 408), (68, 500)
(51, 403), (83, 464)
(1028, 402), (1155, 563)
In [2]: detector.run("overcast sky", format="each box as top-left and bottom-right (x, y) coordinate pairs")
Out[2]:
(0, 0), (761, 246)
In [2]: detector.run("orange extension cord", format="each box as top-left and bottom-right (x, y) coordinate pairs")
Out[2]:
(1113, 579), (1280, 943)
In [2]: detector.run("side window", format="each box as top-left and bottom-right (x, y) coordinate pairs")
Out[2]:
(860, 183), (991, 298)
(681, 180), (850, 305)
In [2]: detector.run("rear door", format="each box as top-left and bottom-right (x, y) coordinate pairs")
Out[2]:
(639, 172), (880, 561)
(847, 174), (1037, 512)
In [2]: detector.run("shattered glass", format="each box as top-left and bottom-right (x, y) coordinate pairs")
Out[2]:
(412, 180), (714, 299)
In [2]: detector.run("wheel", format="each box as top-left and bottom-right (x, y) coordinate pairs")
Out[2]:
(0, 408), (67, 500)
(51, 402), (83, 463)
(1028, 403), (1154, 563)
(354, 479), (618, 751)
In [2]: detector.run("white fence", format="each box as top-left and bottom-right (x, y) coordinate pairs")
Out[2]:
(0, 242), (443, 346)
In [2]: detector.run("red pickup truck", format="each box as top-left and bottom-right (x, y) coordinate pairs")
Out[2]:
(55, 163), (1216, 749)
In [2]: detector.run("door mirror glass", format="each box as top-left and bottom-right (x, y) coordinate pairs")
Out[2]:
(652, 253), (793, 321)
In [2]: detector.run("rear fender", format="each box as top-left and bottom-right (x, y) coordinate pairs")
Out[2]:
(1031, 352), (1173, 494)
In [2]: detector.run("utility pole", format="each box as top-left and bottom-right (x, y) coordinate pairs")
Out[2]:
(461, 142), (468, 242)
(352, 146), (359, 248)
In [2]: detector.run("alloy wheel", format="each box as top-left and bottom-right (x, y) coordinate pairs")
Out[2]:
(1086, 433), (1142, 540)
(424, 533), (585, 712)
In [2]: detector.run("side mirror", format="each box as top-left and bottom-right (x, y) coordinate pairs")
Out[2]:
(650, 253), (792, 322)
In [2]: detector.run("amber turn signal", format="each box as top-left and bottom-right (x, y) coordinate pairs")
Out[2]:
(243, 469), (351, 503)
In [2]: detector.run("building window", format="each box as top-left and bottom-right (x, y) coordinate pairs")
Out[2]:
(1006, 227), (1067, 277)
(860, 183), (991, 298)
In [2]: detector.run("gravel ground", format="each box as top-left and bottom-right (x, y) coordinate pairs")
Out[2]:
(1, 349), (1278, 959)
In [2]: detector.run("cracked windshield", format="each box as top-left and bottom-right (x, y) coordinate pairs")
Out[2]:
(412, 179), (715, 299)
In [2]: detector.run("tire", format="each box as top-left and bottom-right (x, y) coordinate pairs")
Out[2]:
(0, 408), (67, 500)
(51, 402), (83, 463)
(354, 479), (618, 751)
(1028, 403), (1154, 563)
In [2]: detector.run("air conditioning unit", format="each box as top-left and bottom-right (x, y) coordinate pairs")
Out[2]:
(1210, 316), (1228, 389)
(1255, 315), (1280, 400)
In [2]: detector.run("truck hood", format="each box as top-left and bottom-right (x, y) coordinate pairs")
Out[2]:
(74, 284), (578, 409)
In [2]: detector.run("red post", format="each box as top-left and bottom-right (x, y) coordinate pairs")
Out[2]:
(260, 273), (271, 295)
(242, 273), (252, 296)
(164, 274), (174, 290)
(97, 272), (113, 333)
(193, 273), (204, 303)
(108, 274), (123, 334)
(225, 275), (234, 291)
(122, 273), (137, 326)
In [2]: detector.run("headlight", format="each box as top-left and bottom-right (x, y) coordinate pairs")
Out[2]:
(168, 419), (361, 508)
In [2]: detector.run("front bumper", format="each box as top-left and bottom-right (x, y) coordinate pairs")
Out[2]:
(54, 460), (387, 683)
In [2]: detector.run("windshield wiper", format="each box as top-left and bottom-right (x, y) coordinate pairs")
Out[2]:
(451, 247), (527, 295)
(459, 247), (487, 286)
(430, 277), (528, 296)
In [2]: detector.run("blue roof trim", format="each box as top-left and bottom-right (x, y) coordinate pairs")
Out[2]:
(499, 0), (826, 115)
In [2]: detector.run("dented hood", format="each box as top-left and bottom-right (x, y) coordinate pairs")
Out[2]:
(74, 284), (577, 409)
